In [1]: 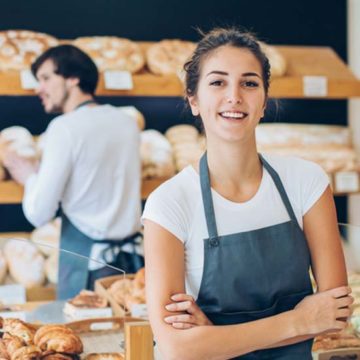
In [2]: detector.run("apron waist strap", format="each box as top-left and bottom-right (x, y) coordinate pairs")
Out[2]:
(92, 232), (142, 247)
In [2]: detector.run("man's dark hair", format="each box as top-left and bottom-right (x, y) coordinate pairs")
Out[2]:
(31, 44), (99, 95)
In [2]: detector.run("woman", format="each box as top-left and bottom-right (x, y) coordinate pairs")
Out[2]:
(143, 27), (352, 359)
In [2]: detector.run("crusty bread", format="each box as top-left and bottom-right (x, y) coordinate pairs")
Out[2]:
(146, 39), (196, 75)
(0, 30), (58, 71)
(73, 36), (145, 73)
(85, 353), (123, 360)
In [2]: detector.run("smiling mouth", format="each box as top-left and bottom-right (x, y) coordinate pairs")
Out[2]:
(219, 111), (248, 120)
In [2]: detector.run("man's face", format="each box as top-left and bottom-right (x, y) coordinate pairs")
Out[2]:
(35, 59), (71, 114)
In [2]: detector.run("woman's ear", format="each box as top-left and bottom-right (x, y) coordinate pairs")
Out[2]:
(188, 95), (200, 116)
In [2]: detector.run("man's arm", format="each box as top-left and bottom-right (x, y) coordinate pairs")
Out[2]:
(22, 121), (73, 227)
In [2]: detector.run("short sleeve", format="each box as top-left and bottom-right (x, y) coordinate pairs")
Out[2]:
(301, 162), (330, 215)
(142, 184), (188, 244)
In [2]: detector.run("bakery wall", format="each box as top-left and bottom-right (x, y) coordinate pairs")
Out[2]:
(0, 0), (348, 230)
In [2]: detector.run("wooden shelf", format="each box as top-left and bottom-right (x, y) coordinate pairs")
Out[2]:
(0, 178), (168, 204)
(0, 46), (359, 98)
(0, 171), (357, 204)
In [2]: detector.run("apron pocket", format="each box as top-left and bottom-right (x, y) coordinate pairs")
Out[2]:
(205, 289), (312, 325)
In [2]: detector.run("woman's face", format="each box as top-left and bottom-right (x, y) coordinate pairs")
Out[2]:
(189, 45), (266, 144)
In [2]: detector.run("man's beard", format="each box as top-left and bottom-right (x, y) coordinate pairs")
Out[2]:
(45, 87), (70, 114)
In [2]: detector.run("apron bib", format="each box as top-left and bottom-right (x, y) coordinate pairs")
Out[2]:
(196, 153), (313, 359)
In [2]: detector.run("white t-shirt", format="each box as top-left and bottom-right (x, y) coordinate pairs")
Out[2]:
(23, 104), (142, 268)
(142, 154), (329, 299)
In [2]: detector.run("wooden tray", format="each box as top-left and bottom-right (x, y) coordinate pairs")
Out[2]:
(43, 317), (153, 360)
(95, 274), (135, 317)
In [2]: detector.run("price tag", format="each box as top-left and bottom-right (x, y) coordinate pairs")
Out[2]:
(104, 70), (133, 90)
(303, 76), (328, 97)
(335, 171), (360, 193)
(20, 69), (38, 90)
(90, 321), (114, 331)
(131, 303), (148, 319)
(0, 284), (26, 305)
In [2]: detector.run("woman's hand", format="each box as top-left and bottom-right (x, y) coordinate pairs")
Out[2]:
(294, 286), (353, 335)
(164, 293), (213, 329)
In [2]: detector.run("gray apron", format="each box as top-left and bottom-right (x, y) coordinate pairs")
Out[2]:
(58, 213), (143, 300)
(196, 153), (313, 359)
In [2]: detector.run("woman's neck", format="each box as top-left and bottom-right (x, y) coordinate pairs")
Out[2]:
(205, 137), (263, 202)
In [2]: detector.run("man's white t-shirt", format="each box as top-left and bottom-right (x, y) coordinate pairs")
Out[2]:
(142, 154), (329, 299)
(23, 104), (142, 268)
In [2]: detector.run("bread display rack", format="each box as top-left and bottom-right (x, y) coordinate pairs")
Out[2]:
(0, 44), (359, 98)
(0, 42), (359, 202)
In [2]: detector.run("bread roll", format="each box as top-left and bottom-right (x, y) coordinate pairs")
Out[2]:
(119, 106), (145, 130)
(4, 239), (45, 288)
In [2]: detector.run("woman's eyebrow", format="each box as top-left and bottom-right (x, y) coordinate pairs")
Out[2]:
(206, 71), (261, 78)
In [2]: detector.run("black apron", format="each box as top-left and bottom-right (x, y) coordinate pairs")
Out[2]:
(196, 153), (313, 359)
(58, 213), (143, 300)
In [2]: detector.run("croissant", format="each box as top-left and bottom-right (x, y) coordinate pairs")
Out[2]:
(34, 326), (73, 345)
(3, 319), (36, 345)
(41, 354), (74, 360)
(34, 326), (82, 354)
(11, 345), (42, 360)
(0, 340), (9, 360)
(3, 334), (24, 353)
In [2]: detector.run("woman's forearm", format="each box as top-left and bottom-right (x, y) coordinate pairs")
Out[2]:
(159, 309), (303, 360)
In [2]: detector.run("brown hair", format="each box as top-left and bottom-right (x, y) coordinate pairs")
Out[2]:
(184, 27), (271, 99)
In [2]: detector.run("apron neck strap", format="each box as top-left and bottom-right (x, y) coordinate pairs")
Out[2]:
(75, 99), (97, 110)
(199, 152), (301, 239)
(200, 152), (219, 239)
(259, 154), (300, 226)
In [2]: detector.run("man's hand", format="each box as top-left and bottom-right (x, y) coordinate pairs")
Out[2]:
(164, 293), (213, 329)
(3, 151), (39, 185)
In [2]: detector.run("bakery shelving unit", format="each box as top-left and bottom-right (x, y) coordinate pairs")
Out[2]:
(0, 44), (360, 204)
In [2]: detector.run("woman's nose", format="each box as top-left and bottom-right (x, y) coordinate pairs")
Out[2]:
(226, 87), (242, 104)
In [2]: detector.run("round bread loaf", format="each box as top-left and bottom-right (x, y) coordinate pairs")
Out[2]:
(146, 39), (196, 75)
(73, 36), (145, 73)
(0, 30), (58, 71)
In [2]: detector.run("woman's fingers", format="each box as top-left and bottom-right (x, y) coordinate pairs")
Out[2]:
(164, 314), (195, 324)
(172, 322), (194, 329)
(165, 300), (193, 312)
(336, 308), (352, 319)
(171, 293), (194, 302)
(336, 295), (354, 308)
(329, 286), (352, 298)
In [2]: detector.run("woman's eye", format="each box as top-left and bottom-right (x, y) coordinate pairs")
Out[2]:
(243, 81), (259, 88)
(209, 80), (223, 86)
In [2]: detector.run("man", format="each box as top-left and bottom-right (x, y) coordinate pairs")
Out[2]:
(4, 45), (143, 299)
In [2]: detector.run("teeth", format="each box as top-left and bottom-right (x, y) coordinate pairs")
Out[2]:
(221, 111), (246, 119)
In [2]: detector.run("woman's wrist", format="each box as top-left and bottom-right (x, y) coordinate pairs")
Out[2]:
(288, 309), (307, 337)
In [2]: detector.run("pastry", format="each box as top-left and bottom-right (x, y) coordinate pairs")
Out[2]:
(146, 40), (196, 75)
(0, 30), (58, 71)
(11, 345), (42, 360)
(134, 267), (145, 289)
(72, 37), (145, 73)
(67, 290), (108, 308)
(34, 325), (83, 354)
(86, 354), (123, 360)
(41, 354), (75, 360)
(3, 319), (36, 345)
